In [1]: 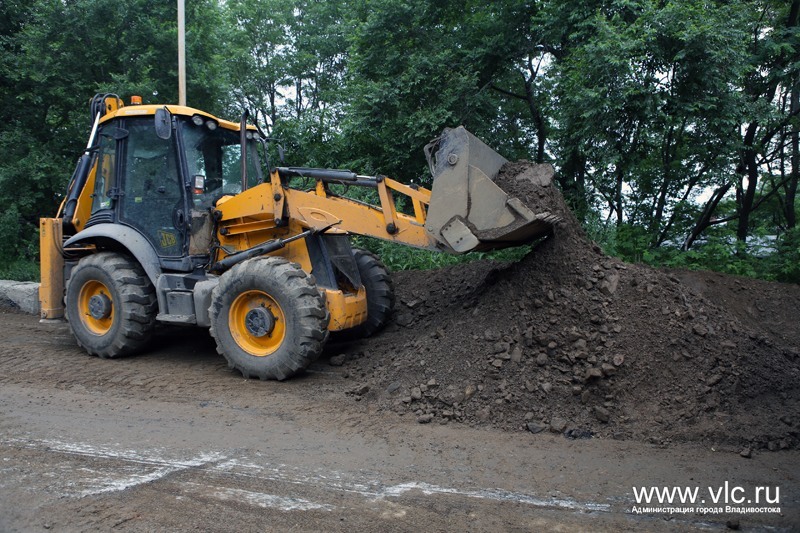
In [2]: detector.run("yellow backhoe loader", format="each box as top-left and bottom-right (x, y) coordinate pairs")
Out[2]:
(40, 94), (557, 380)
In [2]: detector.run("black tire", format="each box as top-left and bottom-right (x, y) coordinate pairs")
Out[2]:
(343, 249), (395, 339)
(209, 257), (329, 380)
(65, 252), (157, 358)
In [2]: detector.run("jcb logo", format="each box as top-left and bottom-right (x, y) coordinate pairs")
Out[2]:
(158, 230), (177, 248)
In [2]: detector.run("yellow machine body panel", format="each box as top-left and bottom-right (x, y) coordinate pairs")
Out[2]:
(69, 163), (97, 232)
(325, 286), (368, 331)
(214, 193), (371, 331)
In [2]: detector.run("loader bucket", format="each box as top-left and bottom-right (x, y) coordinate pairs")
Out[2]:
(423, 126), (559, 253)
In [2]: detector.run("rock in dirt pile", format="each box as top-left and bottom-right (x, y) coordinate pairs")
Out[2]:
(333, 161), (800, 451)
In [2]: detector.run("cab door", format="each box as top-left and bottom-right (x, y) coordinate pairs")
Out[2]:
(118, 117), (187, 257)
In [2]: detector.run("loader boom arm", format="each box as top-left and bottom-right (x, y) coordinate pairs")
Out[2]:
(214, 168), (438, 254)
(216, 127), (559, 257)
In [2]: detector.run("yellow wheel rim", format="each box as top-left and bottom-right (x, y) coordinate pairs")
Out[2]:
(229, 290), (286, 356)
(78, 280), (114, 335)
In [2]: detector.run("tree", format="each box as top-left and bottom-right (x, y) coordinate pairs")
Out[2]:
(682, 0), (799, 248)
(0, 0), (230, 261)
(341, 0), (533, 179)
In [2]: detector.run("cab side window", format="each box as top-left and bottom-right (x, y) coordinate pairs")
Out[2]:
(90, 129), (117, 214)
(182, 122), (263, 209)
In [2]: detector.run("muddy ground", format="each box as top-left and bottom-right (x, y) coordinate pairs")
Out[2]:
(0, 308), (798, 531)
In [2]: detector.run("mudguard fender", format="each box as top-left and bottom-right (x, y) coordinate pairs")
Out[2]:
(63, 224), (162, 285)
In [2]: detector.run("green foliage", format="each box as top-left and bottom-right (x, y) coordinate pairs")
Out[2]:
(552, 0), (753, 230)
(581, 188), (799, 282)
(0, 260), (40, 282)
(341, 0), (534, 180)
(642, 240), (770, 280)
(773, 229), (800, 283)
(592, 223), (653, 264)
(593, 219), (800, 283)
(225, 0), (351, 169)
(0, 205), (31, 258)
(351, 236), (531, 272)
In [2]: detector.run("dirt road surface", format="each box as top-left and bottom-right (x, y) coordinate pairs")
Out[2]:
(1, 308), (797, 532)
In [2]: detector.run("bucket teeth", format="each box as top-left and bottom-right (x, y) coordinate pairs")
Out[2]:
(424, 126), (559, 253)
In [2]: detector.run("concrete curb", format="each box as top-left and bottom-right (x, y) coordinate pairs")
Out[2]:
(0, 280), (41, 315)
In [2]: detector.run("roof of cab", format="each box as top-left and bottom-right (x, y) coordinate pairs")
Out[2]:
(99, 104), (256, 131)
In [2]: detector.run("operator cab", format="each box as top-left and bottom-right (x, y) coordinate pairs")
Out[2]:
(84, 104), (263, 271)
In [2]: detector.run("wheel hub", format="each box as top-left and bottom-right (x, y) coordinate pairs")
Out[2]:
(244, 307), (275, 337)
(88, 293), (112, 320)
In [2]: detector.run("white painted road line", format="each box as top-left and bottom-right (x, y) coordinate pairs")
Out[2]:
(2, 436), (612, 514)
(183, 482), (335, 512)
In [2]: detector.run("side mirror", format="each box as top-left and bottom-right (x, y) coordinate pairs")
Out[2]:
(155, 107), (172, 140)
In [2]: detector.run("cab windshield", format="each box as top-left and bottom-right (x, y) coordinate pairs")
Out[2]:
(181, 120), (263, 208)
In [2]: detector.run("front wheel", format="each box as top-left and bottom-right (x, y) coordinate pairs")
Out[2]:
(65, 252), (157, 358)
(209, 257), (329, 380)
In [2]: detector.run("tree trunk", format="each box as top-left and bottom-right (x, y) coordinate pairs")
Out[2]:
(787, 83), (799, 228)
(736, 122), (760, 242)
(651, 125), (677, 245)
(295, 79), (302, 119)
(269, 84), (277, 127)
(656, 171), (701, 247)
(490, 59), (548, 164)
(682, 182), (732, 250)
(558, 149), (587, 221)
(523, 78), (547, 164)
(652, 179), (669, 242)
(615, 165), (624, 226)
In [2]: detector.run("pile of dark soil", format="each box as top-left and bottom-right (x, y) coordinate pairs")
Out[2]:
(332, 161), (800, 451)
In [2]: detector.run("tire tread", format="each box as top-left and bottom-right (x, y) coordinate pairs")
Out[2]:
(209, 257), (329, 381)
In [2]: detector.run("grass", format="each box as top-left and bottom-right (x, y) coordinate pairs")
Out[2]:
(351, 236), (532, 271)
(0, 260), (40, 282)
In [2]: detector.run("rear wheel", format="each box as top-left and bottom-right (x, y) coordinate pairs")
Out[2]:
(65, 252), (157, 358)
(343, 249), (394, 339)
(209, 257), (329, 380)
